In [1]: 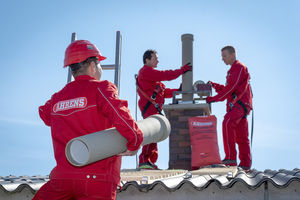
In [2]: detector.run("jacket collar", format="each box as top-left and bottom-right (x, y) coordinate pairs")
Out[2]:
(75, 75), (95, 81)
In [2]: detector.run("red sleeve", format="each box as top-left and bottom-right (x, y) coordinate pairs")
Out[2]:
(97, 81), (143, 151)
(39, 99), (52, 126)
(143, 67), (183, 82)
(164, 88), (178, 98)
(211, 82), (225, 93)
(210, 65), (245, 102)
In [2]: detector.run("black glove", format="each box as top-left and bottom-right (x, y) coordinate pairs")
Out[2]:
(178, 83), (182, 91)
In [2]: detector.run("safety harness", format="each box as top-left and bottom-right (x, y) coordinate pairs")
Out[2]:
(229, 79), (251, 118)
(230, 92), (248, 118)
(135, 75), (163, 118)
(230, 83), (254, 147)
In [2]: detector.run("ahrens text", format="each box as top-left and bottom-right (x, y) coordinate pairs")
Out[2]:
(53, 97), (87, 112)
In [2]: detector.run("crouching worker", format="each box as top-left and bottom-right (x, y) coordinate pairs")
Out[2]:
(33, 40), (143, 200)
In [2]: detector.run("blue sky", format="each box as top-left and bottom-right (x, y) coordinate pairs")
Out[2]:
(1, 0), (299, 176)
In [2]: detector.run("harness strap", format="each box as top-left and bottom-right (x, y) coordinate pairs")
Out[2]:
(135, 75), (163, 118)
(142, 101), (152, 118)
(237, 100), (248, 118)
(251, 108), (254, 148)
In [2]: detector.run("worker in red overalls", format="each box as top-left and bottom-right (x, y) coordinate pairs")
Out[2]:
(33, 40), (143, 200)
(206, 46), (253, 171)
(137, 49), (192, 169)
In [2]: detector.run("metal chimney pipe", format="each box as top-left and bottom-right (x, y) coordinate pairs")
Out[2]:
(181, 34), (194, 102)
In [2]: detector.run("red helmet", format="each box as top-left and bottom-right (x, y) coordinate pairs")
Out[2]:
(64, 40), (106, 67)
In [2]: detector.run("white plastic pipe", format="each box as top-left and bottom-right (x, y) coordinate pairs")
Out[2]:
(65, 114), (171, 167)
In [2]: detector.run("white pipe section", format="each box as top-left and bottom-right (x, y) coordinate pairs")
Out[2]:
(65, 114), (171, 167)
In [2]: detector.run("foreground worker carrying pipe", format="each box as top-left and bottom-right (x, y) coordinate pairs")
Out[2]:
(65, 114), (171, 167)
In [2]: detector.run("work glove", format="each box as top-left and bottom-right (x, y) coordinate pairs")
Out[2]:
(181, 62), (192, 74)
(178, 83), (182, 91)
(206, 96), (216, 103)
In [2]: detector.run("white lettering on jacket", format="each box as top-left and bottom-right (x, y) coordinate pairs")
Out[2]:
(53, 97), (87, 113)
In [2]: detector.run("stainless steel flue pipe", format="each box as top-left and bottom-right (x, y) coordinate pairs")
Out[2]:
(181, 34), (194, 102)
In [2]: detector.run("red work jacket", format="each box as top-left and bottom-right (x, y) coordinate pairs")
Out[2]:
(210, 60), (252, 112)
(39, 75), (143, 184)
(137, 65), (182, 118)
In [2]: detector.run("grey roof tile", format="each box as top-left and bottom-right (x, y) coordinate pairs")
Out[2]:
(1, 168), (300, 194)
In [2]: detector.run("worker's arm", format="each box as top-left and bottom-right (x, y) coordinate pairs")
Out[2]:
(208, 81), (225, 93)
(142, 64), (191, 82)
(208, 65), (244, 102)
(39, 98), (52, 126)
(97, 81), (143, 151)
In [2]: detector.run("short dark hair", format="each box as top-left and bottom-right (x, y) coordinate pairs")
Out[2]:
(69, 56), (98, 76)
(222, 46), (235, 54)
(143, 49), (157, 64)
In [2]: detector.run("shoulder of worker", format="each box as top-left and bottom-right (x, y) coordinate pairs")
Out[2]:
(232, 60), (247, 69)
(92, 80), (119, 100)
(139, 65), (154, 73)
(49, 86), (67, 101)
(89, 79), (116, 89)
(228, 60), (245, 73)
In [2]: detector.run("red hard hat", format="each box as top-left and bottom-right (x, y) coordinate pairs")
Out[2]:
(64, 40), (106, 67)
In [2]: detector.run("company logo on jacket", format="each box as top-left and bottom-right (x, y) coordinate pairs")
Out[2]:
(53, 97), (87, 113)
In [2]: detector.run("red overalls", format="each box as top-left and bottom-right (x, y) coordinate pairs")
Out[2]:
(209, 60), (252, 168)
(137, 65), (183, 165)
(34, 75), (143, 200)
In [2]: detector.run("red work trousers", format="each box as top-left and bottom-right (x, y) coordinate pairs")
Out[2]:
(139, 143), (158, 164)
(222, 105), (251, 168)
(33, 179), (117, 200)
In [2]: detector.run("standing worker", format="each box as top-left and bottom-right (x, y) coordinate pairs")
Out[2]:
(206, 46), (253, 171)
(33, 40), (143, 200)
(137, 49), (192, 169)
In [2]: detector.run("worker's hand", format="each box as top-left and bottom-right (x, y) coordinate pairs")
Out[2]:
(207, 81), (213, 85)
(206, 96), (216, 103)
(181, 62), (192, 74)
(178, 83), (182, 91)
(207, 81), (218, 89)
(119, 149), (139, 156)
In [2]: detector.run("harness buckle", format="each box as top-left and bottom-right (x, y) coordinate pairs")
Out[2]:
(151, 92), (157, 100)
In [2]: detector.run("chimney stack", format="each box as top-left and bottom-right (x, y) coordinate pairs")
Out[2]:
(181, 34), (193, 102)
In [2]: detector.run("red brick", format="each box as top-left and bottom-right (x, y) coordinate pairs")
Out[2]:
(178, 141), (190, 147)
(178, 116), (190, 122)
(170, 147), (191, 154)
(178, 129), (189, 135)
(183, 109), (204, 116)
(169, 135), (186, 142)
(169, 110), (182, 116)
(171, 122), (188, 129)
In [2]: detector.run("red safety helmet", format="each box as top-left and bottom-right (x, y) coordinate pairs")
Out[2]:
(64, 40), (106, 67)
